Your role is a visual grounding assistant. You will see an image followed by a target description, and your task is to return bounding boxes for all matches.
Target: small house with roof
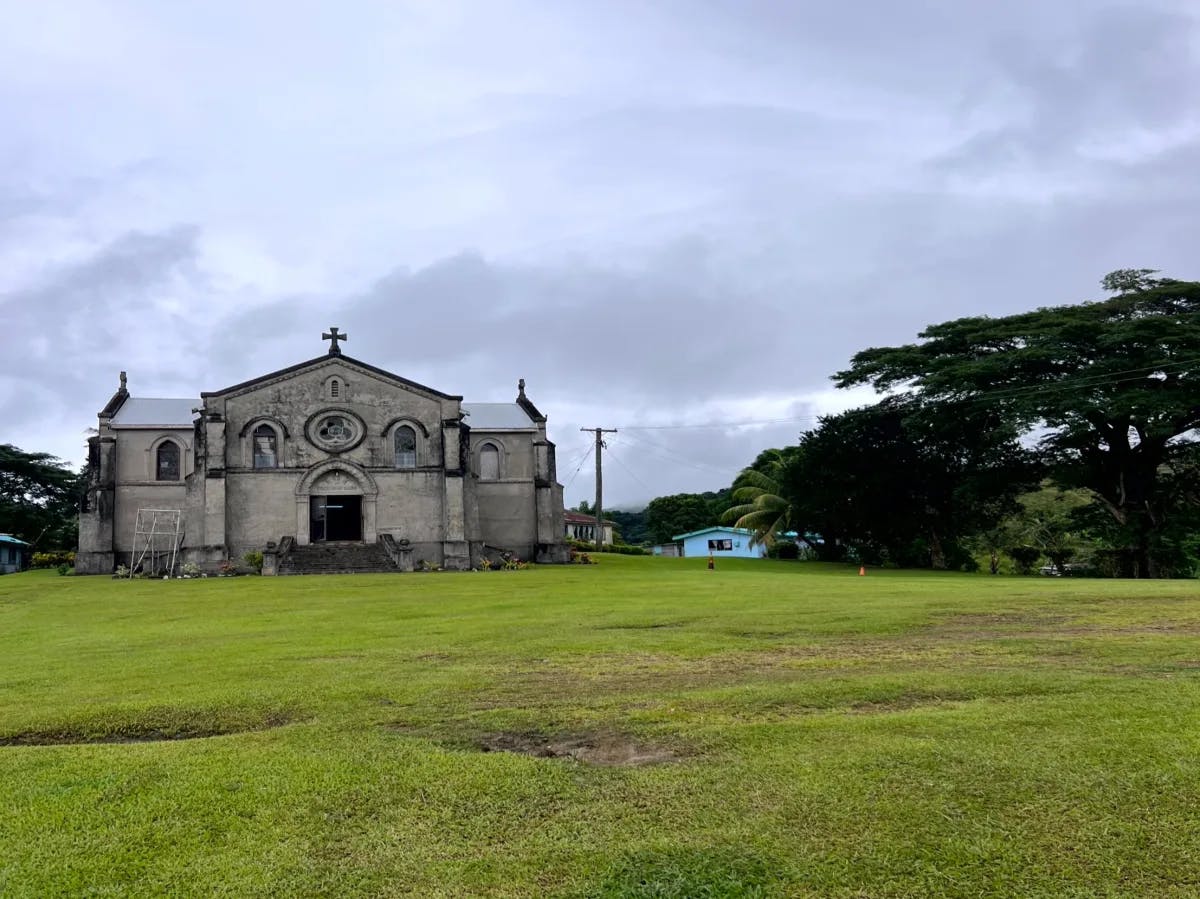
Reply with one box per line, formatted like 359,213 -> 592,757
670,526 -> 767,559
563,510 -> 614,545
0,534 -> 30,573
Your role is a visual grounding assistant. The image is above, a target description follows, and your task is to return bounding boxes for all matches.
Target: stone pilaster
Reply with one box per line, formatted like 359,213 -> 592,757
441,418 -> 470,569
534,438 -> 569,563
203,414 -> 227,549
76,436 -> 117,573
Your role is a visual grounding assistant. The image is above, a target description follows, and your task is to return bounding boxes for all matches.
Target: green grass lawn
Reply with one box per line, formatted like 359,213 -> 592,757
2,557 -> 1198,897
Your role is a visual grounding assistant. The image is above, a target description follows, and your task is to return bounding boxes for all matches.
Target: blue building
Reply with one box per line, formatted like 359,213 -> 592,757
0,534 -> 30,574
671,526 -> 766,559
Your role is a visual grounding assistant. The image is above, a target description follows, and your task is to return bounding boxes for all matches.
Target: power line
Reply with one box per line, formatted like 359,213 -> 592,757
603,442 -> 655,494
562,443 -> 594,491
603,356 -> 1200,433
618,416 -> 821,431
617,430 -> 735,476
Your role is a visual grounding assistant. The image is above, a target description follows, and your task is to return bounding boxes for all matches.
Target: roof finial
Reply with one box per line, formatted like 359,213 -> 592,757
517,378 -> 526,398
119,371 -> 127,390
322,327 -> 347,355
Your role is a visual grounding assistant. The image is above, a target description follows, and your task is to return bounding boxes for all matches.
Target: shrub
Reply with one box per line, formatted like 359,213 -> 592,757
766,542 -> 800,561
114,564 -> 130,578
56,563 -> 73,576
566,538 -> 646,555
31,551 -> 75,569
1006,545 -> 1042,575
181,561 -> 201,577
218,560 -> 238,576
242,551 -> 264,574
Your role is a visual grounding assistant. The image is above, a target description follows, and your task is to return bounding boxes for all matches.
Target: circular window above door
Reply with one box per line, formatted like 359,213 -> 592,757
305,409 -> 366,453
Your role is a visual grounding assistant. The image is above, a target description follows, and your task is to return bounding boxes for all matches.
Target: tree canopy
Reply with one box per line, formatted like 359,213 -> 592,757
645,491 -> 729,544
0,444 -> 80,549
835,272 -> 1200,576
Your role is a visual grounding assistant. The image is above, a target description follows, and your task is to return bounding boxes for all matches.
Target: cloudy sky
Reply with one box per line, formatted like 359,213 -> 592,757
3,1 -> 1198,508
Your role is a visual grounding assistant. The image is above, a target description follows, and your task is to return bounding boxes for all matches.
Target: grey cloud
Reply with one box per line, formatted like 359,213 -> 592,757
0,226 -> 207,443
939,6 -> 1200,172
3,0 -> 1200,500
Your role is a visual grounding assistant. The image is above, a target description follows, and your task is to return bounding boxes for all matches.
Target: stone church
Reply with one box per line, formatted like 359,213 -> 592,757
77,330 -> 569,574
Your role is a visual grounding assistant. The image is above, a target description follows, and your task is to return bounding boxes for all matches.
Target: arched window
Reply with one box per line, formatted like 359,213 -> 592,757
156,441 -> 180,481
330,378 -> 341,398
479,443 -> 500,481
253,424 -> 278,469
394,425 -> 417,469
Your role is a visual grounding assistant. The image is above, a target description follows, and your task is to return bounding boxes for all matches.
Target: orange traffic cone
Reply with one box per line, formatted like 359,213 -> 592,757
858,565 -> 866,576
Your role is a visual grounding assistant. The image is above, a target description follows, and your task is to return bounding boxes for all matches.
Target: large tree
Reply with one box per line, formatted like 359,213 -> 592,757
835,271 -> 1200,576
645,492 -> 721,544
792,399 -> 1035,568
0,444 -> 81,550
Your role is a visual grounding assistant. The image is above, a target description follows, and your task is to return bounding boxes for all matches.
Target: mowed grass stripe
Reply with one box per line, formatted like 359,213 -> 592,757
0,557 -> 1197,897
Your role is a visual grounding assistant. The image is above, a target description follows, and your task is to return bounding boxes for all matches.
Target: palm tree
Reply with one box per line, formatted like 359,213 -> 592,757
720,450 -> 796,547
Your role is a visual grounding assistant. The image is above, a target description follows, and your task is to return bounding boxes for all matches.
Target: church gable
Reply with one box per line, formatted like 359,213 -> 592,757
201,353 -> 461,403
195,332 -> 468,476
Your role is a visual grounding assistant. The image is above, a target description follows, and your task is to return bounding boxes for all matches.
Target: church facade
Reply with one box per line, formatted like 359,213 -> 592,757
77,331 -> 569,574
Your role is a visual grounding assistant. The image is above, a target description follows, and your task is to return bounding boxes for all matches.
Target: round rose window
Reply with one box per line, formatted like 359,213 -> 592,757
306,410 -> 365,453
318,416 -> 354,445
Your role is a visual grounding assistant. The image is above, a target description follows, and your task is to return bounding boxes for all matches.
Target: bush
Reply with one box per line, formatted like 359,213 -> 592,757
567,538 -> 646,555
1006,545 -> 1043,575
56,563 -> 73,576
242,551 -> 264,574
31,551 -> 75,569
766,542 -> 800,560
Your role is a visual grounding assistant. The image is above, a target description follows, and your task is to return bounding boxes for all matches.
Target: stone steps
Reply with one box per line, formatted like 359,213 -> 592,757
278,542 -> 398,575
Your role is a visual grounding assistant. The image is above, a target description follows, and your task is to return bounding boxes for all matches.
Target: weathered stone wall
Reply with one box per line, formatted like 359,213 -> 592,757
476,482 -> 538,556
107,428 -> 194,558
112,428 -> 194,484
224,471 -> 303,556
217,359 -> 455,474
469,432 -> 534,480
374,471 -> 445,543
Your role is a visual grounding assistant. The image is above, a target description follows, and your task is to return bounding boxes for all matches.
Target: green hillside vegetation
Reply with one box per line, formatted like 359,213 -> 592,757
2,557 -> 1198,896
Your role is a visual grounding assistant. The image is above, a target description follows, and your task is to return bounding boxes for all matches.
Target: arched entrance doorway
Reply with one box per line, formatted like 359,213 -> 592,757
309,495 -> 362,542
295,460 -> 378,545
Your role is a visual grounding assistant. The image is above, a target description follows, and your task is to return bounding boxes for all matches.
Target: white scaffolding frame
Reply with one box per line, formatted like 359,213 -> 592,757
131,509 -> 183,578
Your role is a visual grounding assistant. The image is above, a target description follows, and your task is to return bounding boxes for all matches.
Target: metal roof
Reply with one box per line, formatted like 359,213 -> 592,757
110,397 -> 198,428
0,534 -> 30,545
671,526 -> 757,541
564,511 -> 610,525
461,403 -> 535,430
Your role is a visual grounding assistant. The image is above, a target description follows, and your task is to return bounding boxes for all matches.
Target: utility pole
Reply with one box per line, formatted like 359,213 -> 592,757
581,427 -> 617,552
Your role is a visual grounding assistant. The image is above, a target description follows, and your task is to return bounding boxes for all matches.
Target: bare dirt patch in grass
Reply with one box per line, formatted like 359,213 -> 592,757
477,730 -> 680,766
391,723 -> 683,766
